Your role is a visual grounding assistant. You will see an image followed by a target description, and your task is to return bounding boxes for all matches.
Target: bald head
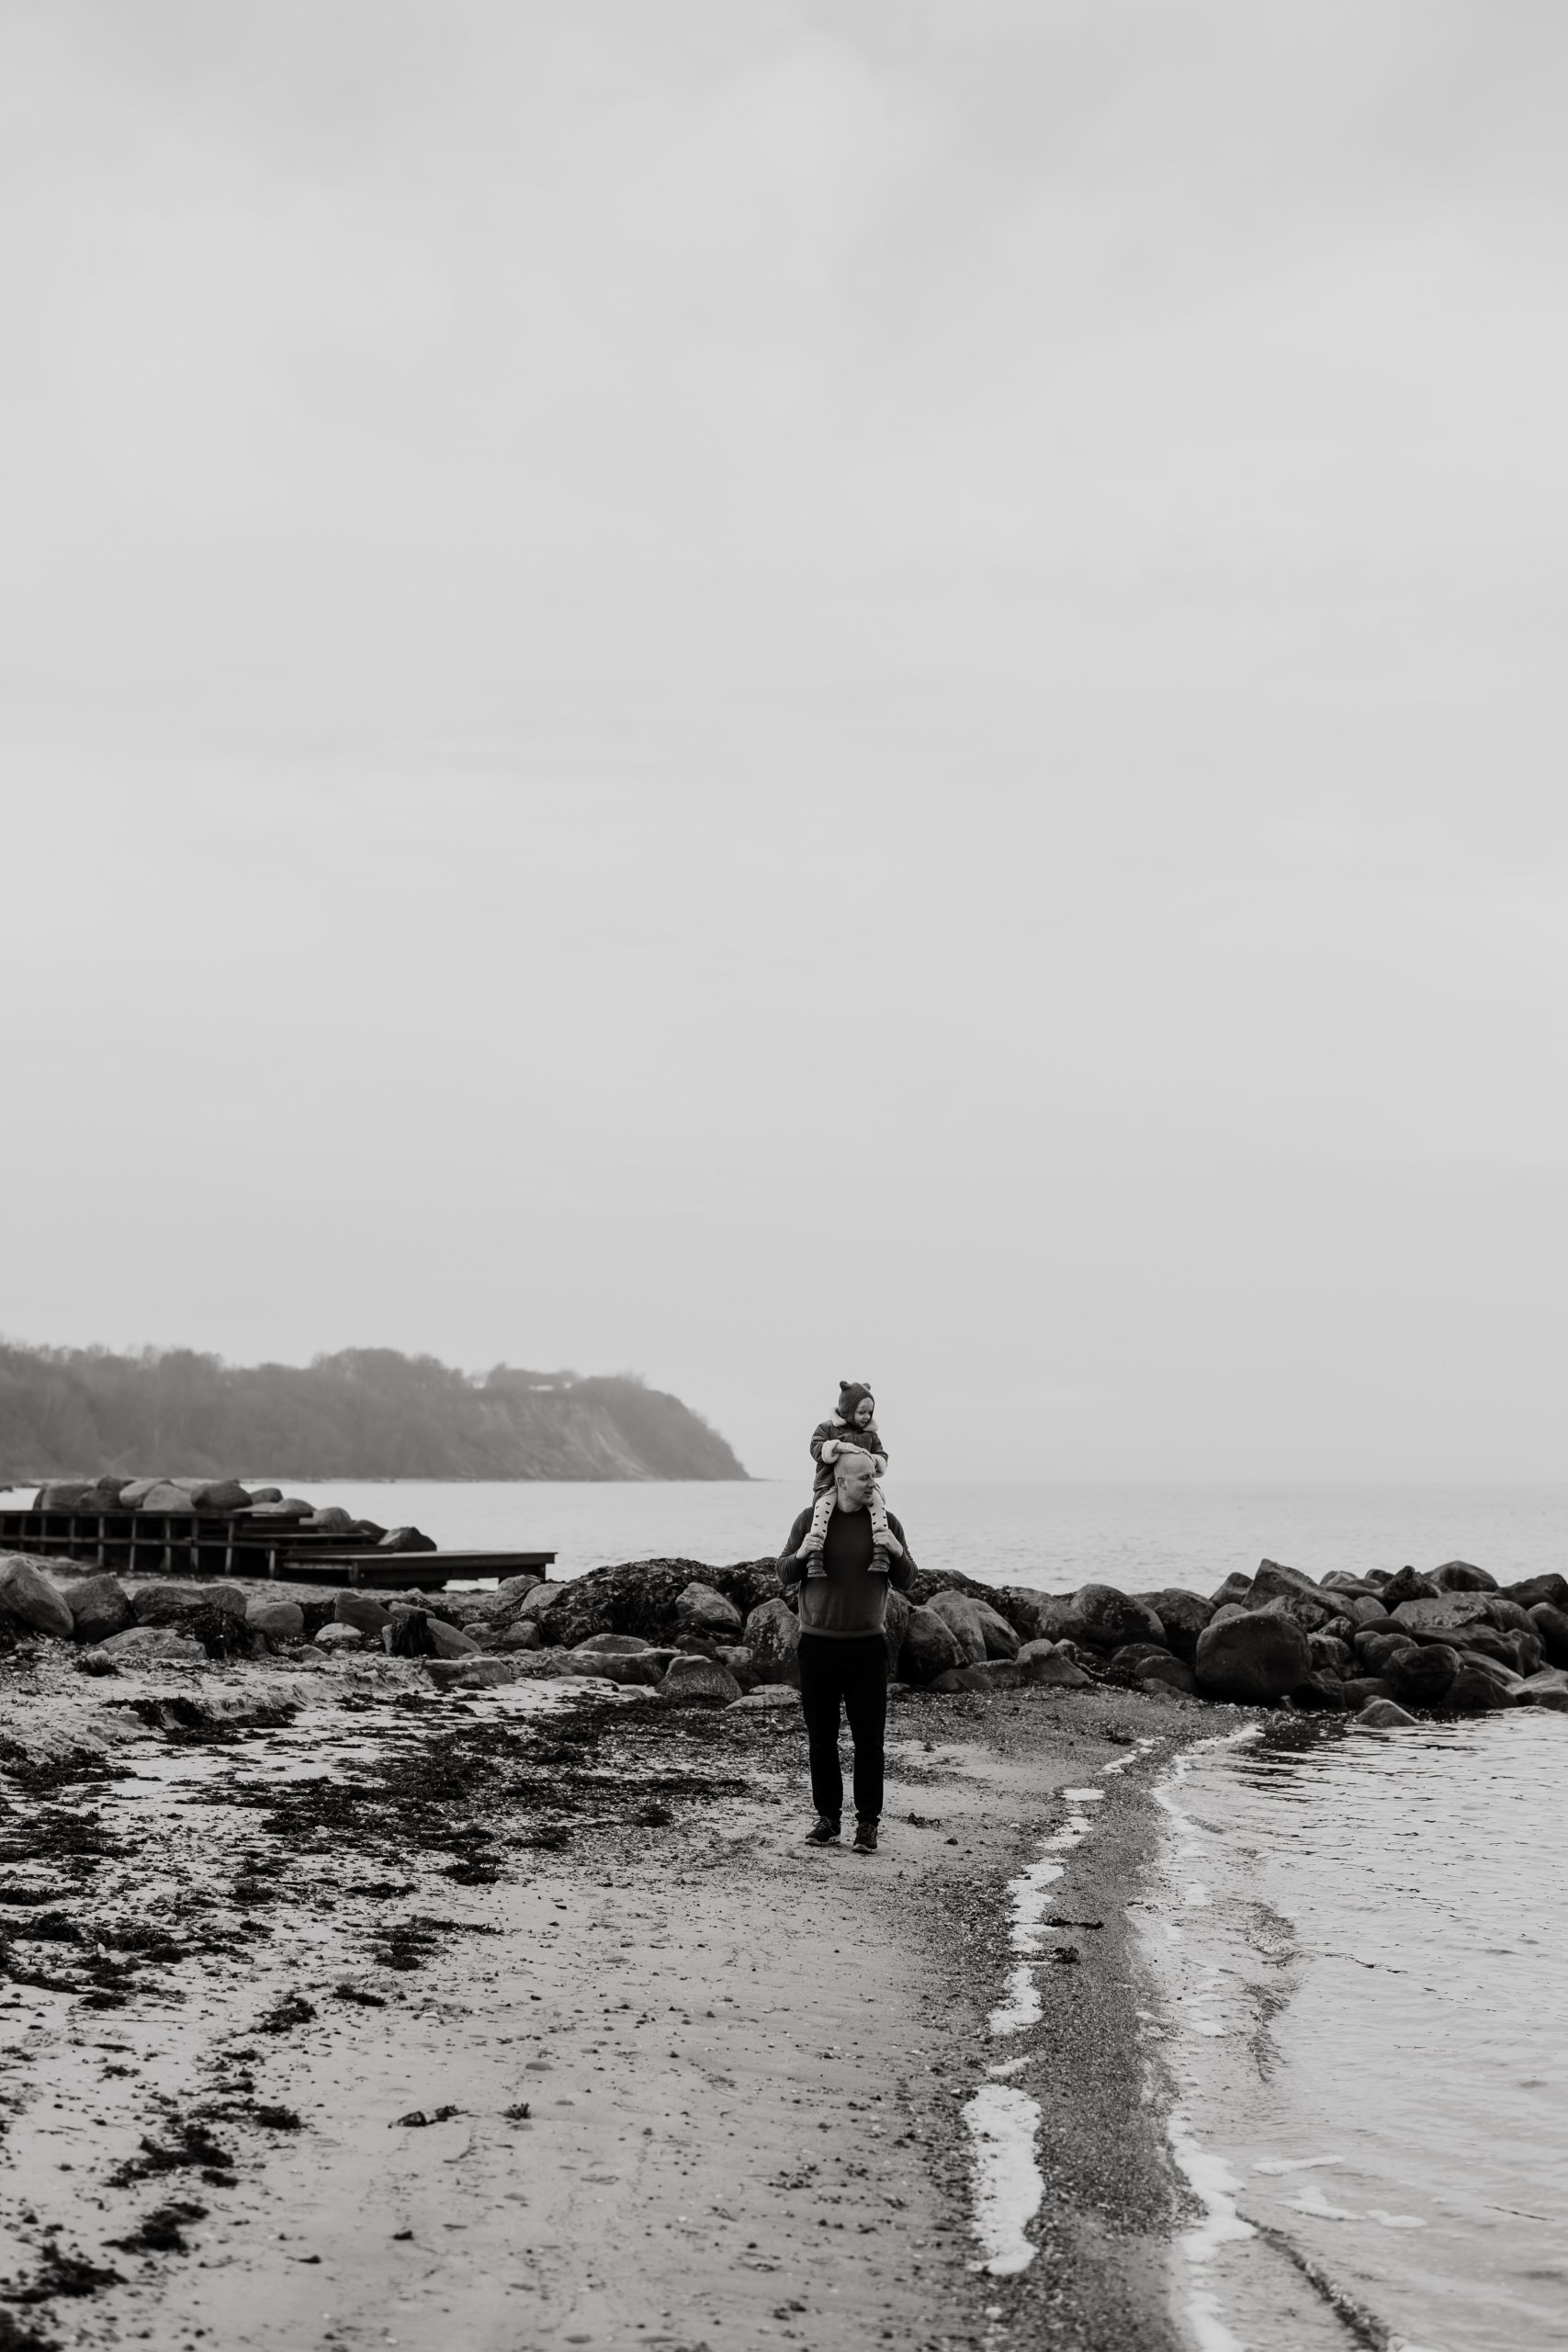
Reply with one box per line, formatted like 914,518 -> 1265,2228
833,1448 -> 876,1510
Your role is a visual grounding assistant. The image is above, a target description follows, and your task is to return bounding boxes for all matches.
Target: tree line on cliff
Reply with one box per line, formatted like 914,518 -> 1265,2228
0,1341 -> 748,1483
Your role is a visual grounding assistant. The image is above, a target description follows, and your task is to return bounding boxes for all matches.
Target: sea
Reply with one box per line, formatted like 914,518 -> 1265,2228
17,1473 -> 1562,2347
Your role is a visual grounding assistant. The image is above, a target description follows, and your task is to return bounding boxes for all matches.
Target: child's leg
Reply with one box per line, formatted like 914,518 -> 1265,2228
800,1488 -> 833,1576
869,1483 -> 890,1567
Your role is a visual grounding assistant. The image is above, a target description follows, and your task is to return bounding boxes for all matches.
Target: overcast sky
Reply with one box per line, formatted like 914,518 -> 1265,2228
5,1 -> 1567,1480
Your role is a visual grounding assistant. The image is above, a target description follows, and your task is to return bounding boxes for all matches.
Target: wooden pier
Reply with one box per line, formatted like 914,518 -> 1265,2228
0,1510 -> 555,1592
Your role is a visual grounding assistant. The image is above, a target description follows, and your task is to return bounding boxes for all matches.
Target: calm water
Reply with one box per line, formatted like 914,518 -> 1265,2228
1146,1718 -> 1568,2352
178,1476 -> 1568,1591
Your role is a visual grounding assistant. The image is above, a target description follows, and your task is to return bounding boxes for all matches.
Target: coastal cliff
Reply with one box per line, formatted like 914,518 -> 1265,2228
0,1342 -> 747,1482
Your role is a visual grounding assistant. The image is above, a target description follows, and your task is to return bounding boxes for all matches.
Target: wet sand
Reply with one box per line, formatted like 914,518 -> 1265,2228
0,1645 -> 1210,2350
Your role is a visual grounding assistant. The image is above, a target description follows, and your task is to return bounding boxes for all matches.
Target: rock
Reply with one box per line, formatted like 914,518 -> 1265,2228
1110,1642 -> 1170,1673
1067,1584 -> 1165,1650
1392,1593 -> 1495,1635
1453,1650 -> 1524,1694
427,1657 -> 534,1691
425,1618 -> 479,1660
1516,1668 -> 1568,1711
568,1646 -> 670,1687
997,1589 -> 1069,1644
1292,1671 -> 1348,1711
131,1581 -> 246,1626
1356,1631 -> 1417,1674
377,1526 -> 437,1552
250,1487 -> 283,1504
1429,1560 -> 1497,1592
742,1599 -> 802,1685
135,1481 -> 200,1513
924,1590 -> 987,1665
333,1592 -> 392,1636
1255,1588 -> 1342,1635
1505,1573 -> 1568,1614
0,1557 -> 75,1639
116,1478 -> 165,1508
1354,1698 -> 1418,1728
729,1684 -> 800,1711
479,1623 -> 543,1654
881,1587 -> 912,1672
188,1479 -> 253,1514
1017,1639 -> 1094,1689
64,1573 -> 133,1644
931,1660 -> 1024,1693
1132,1653 -> 1198,1696
301,1507 -> 355,1532
660,1655 -> 742,1703
1251,1560 -> 1321,1601
1209,1602 -> 1250,1630
673,1582 -> 745,1641
510,1582 -> 570,1627
493,1570 -> 547,1607
75,1650 -> 121,1678
352,1519 -> 388,1543
1341,1595 -> 1393,1629
1386,1642 -> 1457,1707
1341,1676 -> 1396,1710
897,1604 -> 967,1686
246,1499 -> 314,1520
245,1599 -> 305,1643
1528,1602 -> 1568,1667
99,1626 -> 203,1660
716,1644 -> 758,1690
1381,1566 -> 1439,1609
32,1480 -> 97,1512
1308,1633 -> 1354,1678
78,1476 -> 133,1512
1131,1589 -> 1214,1660
1320,1571 -> 1379,1596
1193,1611 -> 1312,1704
1209,1573 -> 1255,1610
1441,1662 -> 1507,1713
576,1632 -> 654,1654
315,1623 -> 364,1651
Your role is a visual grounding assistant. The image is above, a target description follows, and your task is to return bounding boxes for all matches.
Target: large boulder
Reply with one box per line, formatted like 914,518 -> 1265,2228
924,1590 -> 987,1665
1320,1571 -> 1381,1597
1392,1593 -> 1495,1636
1517,1668 -> 1568,1711
1440,1662 -> 1507,1714
1386,1642 -> 1457,1708
301,1506 -> 355,1532
1068,1584 -> 1165,1650
1307,1633 -> 1354,1679
118,1478 -> 166,1508
1529,1602 -> 1568,1667
1342,1676 -> 1397,1710
0,1558 -> 74,1639
1506,1573 -> 1568,1614
1254,1588 -> 1342,1636
65,1574 -> 134,1644
1381,1566 -> 1439,1609
135,1481 -> 198,1514
673,1582 -> 745,1642
660,1655 -> 742,1704
1209,1573 -> 1255,1611
1194,1611 -> 1311,1704
1250,1560 -> 1321,1602
1357,1632 -> 1419,1678
315,1623 -> 364,1652
189,1480 -> 253,1514
492,1569 -> 547,1608
565,1642 -> 670,1687
996,1589 -> 1070,1644
1131,1589 -> 1214,1661
32,1481 -> 96,1512
377,1525 -> 437,1553
1129,1651 -> 1198,1697
1340,1594 -> 1393,1629
1430,1560 -> 1497,1593
425,1617 -> 479,1661
743,1598 -> 802,1685
334,1592 -> 392,1636
246,1599 -> 305,1643
881,1586 -> 912,1672
246,1498 -> 314,1521
1017,1639 -> 1094,1689
897,1604 -> 966,1686
478,1622 -> 543,1654
78,1476 -> 133,1513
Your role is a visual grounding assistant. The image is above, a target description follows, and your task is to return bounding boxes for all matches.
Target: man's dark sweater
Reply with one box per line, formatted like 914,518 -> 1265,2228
779,1503 -> 917,1637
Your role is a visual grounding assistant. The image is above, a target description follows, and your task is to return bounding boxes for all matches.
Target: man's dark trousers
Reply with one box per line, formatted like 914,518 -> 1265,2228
797,1632 -> 887,1825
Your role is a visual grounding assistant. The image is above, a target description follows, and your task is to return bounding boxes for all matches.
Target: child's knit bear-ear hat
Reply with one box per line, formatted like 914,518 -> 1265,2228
837,1380 -> 874,1422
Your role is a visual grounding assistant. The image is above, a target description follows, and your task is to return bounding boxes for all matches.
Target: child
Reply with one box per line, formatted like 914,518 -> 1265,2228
798,1381 -> 897,1576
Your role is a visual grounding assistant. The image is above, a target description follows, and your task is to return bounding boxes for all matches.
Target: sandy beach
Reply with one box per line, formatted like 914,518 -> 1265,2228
0,1640 -> 1210,2352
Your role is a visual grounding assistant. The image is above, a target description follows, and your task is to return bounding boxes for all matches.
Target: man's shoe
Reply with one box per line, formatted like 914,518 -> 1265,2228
852,1818 -> 878,1854
804,1816 -> 840,1846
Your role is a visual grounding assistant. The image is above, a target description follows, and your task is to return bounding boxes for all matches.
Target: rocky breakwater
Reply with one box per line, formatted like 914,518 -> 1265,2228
28,1476 -> 436,1553
4,1544 -> 1565,1730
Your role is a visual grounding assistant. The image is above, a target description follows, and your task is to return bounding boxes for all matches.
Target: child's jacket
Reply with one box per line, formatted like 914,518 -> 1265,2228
808,1413 -> 889,1494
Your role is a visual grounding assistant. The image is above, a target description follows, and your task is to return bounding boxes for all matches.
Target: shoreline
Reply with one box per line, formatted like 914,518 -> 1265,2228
0,1645 -> 1216,2349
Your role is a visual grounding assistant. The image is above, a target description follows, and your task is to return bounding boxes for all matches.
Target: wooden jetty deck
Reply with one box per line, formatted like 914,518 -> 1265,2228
0,1510 -> 555,1592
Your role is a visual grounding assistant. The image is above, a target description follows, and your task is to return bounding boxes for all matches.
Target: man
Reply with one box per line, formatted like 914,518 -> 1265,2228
777,1447 -> 918,1854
